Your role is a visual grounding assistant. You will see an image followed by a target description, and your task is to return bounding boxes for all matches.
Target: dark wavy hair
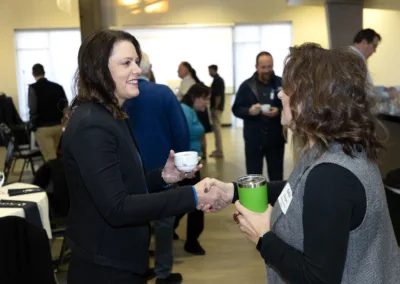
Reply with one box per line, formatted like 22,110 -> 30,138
67,29 -> 142,121
282,43 -> 384,161
181,62 -> 202,84
181,83 -> 210,108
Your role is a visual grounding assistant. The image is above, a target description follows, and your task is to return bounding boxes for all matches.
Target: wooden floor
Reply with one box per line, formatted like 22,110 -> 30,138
1,126 -> 295,284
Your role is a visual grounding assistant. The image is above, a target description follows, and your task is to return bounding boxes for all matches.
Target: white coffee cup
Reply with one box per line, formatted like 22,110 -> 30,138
174,151 -> 198,172
261,104 -> 271,113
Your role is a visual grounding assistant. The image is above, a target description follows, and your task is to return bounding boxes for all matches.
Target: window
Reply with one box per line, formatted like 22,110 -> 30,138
233,23 -> 293,92
232,23 -> 292,126
126,26 -> 234,93
15,29 -> 81,121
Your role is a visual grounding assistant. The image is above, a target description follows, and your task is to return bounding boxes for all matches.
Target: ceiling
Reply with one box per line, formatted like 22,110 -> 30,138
287,0 -> 400,10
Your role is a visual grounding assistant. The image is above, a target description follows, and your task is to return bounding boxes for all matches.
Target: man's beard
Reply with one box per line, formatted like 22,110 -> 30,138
259,72 -> 272,83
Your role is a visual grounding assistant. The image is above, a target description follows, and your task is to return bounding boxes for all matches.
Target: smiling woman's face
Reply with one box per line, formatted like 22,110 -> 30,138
108,40 -> 142,105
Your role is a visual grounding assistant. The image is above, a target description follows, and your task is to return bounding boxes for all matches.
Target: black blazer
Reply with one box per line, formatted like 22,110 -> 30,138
61,102 -> 196,274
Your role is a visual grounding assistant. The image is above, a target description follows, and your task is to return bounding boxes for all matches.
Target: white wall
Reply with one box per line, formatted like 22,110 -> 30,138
364,8 -> 400,86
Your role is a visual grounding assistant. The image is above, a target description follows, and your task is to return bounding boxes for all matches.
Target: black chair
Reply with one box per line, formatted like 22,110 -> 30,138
9,123 -> 31,150
3,136 -> 15,184
385,168 -> 400,246
0,123 -> 44,182
33,158 -> 70,270
0,216 -> 57,284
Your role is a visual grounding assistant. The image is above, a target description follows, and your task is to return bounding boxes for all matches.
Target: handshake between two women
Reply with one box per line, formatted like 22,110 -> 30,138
162,150 -> 235,212
163,150 -> 271,244
193,178 -> 234,213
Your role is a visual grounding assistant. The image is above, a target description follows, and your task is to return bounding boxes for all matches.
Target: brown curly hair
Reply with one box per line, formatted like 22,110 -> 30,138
282,43 -> 385,161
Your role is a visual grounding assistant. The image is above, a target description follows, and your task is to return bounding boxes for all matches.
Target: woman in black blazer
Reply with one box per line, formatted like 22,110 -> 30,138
62,30 -> 230,284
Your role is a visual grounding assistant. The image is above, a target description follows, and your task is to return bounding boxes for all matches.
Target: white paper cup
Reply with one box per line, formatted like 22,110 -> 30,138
261,104 -> 271,113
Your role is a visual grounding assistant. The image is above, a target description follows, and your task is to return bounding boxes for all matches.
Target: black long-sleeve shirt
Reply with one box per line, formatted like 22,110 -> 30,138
234,163 -> 367,284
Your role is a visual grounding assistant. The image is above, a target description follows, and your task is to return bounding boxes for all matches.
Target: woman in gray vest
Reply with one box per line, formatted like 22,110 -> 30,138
205,43 -> 400,283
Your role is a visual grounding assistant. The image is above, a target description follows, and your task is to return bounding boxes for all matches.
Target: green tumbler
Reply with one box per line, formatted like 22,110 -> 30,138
237,175 -> 268,212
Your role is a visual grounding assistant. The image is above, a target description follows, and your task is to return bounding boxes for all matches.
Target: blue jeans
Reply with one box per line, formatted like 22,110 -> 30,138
154,216 -> 175,279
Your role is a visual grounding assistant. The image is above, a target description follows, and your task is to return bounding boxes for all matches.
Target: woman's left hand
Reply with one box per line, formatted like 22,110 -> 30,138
234,201 -> 273,244
162,150 -> 202,184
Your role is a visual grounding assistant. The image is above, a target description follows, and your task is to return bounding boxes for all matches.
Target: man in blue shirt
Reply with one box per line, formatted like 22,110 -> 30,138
125,52 -> 190,284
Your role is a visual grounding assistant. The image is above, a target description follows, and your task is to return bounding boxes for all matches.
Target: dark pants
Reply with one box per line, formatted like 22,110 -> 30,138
154,216 -> 175,278
245,142 -> 285,181
174,171 -> 204,244
67,254 -> 146,284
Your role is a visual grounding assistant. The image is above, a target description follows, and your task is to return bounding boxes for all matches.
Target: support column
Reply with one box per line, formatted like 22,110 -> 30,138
325,0 -> 363,48
78,0 -> 117,41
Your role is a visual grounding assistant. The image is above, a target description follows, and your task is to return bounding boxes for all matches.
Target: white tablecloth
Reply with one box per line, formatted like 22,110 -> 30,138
0,183 -> 52,239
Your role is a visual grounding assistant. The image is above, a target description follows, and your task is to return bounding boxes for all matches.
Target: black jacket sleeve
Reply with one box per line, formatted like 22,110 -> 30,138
145,168 -> 168,193
258,163 -> 366,284
70,118 -> 197,228
232,83 -> 257,119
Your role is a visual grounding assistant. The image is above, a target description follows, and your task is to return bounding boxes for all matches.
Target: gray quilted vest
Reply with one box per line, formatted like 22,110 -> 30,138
268,143 -> 400,284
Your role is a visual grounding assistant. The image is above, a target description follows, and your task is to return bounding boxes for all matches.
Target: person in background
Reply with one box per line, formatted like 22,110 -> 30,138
177,61 -> 211,159
232,52 -> 285,180
208,64 -> 225,158
61,30 -> 229,284
351,28 -> 381,61
350,28 -> 381,101
124,52 -> 190,284
176,62 -> 196,101
148,69 -> 156,83
350,29 -> 398,103
28,63 -> 68,161
207,43 -> 400,284
174,83 -> 210,255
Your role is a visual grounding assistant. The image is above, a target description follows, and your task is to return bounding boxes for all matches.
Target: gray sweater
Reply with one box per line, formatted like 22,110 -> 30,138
268,143 -> 400,283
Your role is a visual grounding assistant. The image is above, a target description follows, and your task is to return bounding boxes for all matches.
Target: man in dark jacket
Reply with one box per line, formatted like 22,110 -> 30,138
232,51 -> 285,180
28,64 -> 67,161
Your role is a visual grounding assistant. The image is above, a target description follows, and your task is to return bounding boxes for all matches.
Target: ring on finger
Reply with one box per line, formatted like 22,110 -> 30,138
233,213 -> 241,224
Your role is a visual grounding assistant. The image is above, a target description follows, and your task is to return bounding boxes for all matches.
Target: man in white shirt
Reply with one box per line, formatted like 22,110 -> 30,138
350,28 -> 381,61
350,29 -> 398,103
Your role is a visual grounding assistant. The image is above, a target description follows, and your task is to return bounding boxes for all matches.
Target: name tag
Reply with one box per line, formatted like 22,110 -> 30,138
278,183 -> 293,214
270,90 -> 275,100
